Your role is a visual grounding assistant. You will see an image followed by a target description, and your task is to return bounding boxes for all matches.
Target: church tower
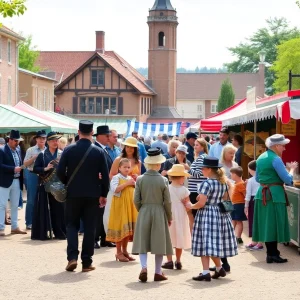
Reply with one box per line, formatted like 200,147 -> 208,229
147,0 -> 181,119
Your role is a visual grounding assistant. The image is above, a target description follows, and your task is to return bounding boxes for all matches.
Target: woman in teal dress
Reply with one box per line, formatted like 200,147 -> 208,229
253,134 -> 298,263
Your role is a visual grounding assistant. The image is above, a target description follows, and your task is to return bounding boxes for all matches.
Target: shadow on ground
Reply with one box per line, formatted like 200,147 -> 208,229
39,271 -> 91,284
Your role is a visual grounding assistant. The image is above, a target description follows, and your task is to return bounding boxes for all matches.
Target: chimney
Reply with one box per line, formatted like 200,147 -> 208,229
95,31 -> 105,54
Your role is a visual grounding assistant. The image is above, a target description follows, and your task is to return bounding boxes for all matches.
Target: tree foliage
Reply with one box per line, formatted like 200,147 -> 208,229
217,78 -> 235,112
225,18 -> 300,95
0,0 -> 26,19
271,38 -> 300,92
19,35 -> 40,72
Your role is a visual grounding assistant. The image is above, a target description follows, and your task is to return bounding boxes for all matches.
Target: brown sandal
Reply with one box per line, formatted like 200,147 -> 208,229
123,252 -> 136,261
115,253 -> 129,262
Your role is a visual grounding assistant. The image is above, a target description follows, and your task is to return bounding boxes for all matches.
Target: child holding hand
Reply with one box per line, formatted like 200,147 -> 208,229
161,164 -> 192,270
107,158 -> 138,262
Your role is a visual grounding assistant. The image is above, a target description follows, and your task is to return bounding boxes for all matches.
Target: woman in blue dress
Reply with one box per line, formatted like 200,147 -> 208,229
183,157 -> 237,282
31,132 -> 66,240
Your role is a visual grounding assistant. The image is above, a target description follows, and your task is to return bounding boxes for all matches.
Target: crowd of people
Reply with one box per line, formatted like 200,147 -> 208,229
0,123 -> 298,282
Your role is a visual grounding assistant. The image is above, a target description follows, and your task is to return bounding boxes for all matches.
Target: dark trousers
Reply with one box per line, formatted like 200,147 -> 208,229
265,241 -> 280,256
95,206 -> 106,244
66,197 -> 98,267
49,194 -> 66,239
190,192 -> 198,218
248,197 -> 255,237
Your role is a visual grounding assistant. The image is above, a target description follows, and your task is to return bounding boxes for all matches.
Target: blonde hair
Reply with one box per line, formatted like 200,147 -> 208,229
118,158 -> 130,168
220,144 -> 237,163
195,138 -> 208,157
144,163 -> 161,171
211,168 -> 226,184
59,137 -> 67,145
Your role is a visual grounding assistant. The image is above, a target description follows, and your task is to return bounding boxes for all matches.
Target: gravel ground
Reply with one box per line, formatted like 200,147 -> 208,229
1,203 -> 300,300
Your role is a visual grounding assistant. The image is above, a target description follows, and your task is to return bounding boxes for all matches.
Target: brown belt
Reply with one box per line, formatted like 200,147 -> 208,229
260,183 -> 289,206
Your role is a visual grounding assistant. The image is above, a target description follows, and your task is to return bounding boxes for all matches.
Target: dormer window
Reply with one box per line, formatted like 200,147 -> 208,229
158,32 -> 165,47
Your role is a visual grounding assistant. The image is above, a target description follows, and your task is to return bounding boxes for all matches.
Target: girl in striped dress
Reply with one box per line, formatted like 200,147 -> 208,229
183,157 -> 237,282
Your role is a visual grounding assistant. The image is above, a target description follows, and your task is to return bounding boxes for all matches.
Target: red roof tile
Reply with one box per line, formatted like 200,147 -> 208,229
38,51 -> 155,95
177,73 -> 260,100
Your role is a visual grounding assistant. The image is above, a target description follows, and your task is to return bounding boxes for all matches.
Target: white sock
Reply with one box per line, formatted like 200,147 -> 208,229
139,254 -> 147,269
155,255 -> 163,274
216,266 -> 222,272
202,270 -> 210,275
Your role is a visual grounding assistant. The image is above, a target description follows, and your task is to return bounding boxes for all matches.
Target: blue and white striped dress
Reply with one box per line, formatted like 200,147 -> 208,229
192,179 -> 238,258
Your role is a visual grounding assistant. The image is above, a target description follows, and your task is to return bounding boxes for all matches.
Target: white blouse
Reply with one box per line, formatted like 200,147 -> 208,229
110,173 -> 130,197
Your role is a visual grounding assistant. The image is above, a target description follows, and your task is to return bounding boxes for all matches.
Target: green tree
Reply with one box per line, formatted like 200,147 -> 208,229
0,0 -> 26,20
272,38 -> 300,92
217,78 -> 235,112
19,35 -> 40,72
225,18 -> 300,95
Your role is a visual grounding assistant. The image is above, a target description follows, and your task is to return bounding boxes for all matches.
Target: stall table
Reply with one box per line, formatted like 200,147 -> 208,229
285,186 -> 300,254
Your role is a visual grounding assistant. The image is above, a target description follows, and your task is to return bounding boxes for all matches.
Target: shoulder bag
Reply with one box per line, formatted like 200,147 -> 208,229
218,183 -> 234,213
49,145 -> 93,202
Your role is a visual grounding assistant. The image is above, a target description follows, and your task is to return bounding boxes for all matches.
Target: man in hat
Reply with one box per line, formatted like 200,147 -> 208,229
57,120 -> 110,272
93,125 -> 115,248
23,130 -> 47,229
0,130 -> 26,236
208,127 -> 231,159
185,132 -> 198,163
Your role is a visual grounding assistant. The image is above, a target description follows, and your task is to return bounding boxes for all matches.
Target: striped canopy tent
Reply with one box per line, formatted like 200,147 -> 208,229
0,104 -> 49,133
14,101 -> 77,133
126,120 -> 182,137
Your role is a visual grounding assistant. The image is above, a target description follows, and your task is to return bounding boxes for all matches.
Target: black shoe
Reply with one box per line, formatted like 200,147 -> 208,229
211,268 -> 226,279
266,255 -> 288,263
94,242 -> 100,249
162,261 -> 174,269
237,237 -> 243,244
175,261 -> 182,270
101,241 -> 116,247
192,273 -> 211,282
209,264 -> 230,272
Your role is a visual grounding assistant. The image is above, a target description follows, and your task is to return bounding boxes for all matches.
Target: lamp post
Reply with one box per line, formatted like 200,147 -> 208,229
288,70 -> 300,91
259,50 -> 266,64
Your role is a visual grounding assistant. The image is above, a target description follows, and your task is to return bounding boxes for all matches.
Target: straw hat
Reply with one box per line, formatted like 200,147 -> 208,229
122,137 -> 138,148
265,134 -> 290,148
167,164 -> 191,177
144,148 -> 166,164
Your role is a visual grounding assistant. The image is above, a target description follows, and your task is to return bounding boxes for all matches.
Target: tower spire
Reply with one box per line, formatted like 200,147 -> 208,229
150,0 -> 175,11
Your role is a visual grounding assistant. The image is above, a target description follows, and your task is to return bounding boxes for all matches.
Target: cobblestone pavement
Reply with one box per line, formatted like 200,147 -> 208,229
1,203 -> 300,300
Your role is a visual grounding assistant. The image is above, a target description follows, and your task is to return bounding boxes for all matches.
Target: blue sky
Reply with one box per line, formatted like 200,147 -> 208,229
5,0 -> 300,69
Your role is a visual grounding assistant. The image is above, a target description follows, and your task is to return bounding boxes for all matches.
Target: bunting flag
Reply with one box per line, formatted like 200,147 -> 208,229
126,120 -> 182,137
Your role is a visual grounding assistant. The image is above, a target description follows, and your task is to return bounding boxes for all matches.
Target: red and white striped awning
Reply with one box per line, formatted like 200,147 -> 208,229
276,99 -> 300,124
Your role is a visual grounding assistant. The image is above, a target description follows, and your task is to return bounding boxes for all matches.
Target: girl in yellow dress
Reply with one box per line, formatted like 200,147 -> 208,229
107,158 -> 138,262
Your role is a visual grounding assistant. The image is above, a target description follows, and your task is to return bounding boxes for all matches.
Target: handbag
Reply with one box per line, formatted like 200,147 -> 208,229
49,145 -> 93,202
218,184 -> 234,213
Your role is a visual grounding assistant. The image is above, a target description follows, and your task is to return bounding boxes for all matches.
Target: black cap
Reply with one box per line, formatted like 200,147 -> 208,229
47,132 -> 62,141
200,156 -> 223,168
79,120 -> 93,134
147,148 -> 162,156
35,130 -> 47,138
93,125 -> 110,136
7,130 -> 24,141
186,132 -> 198,140
220,127 -> 230,135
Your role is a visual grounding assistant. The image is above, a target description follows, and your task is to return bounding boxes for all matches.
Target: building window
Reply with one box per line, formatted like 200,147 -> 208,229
96,97 -> 102,114
158,32 -> 165,47
7,40 -> 11,63
88,97 -> 94,114
110,97 -> 117,114
91,69 -> 104,86
80,97 -> 86,113
0,75 -> 1,103
103,97 -> 109,113
197,105 -> 202,112
43,89 -> 47,110
211,104 -> 217,113
140,98 -> 143,115
7,78 -> 12,104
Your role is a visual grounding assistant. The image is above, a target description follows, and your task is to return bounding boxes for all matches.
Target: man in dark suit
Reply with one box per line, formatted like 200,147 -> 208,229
57,121 -> 110,272
93,125 -> 115,248
0,130 -> 26,236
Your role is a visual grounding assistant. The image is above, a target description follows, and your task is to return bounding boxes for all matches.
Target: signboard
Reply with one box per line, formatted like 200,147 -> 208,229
244,130 -> 269,158
281,119 -> 297,136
